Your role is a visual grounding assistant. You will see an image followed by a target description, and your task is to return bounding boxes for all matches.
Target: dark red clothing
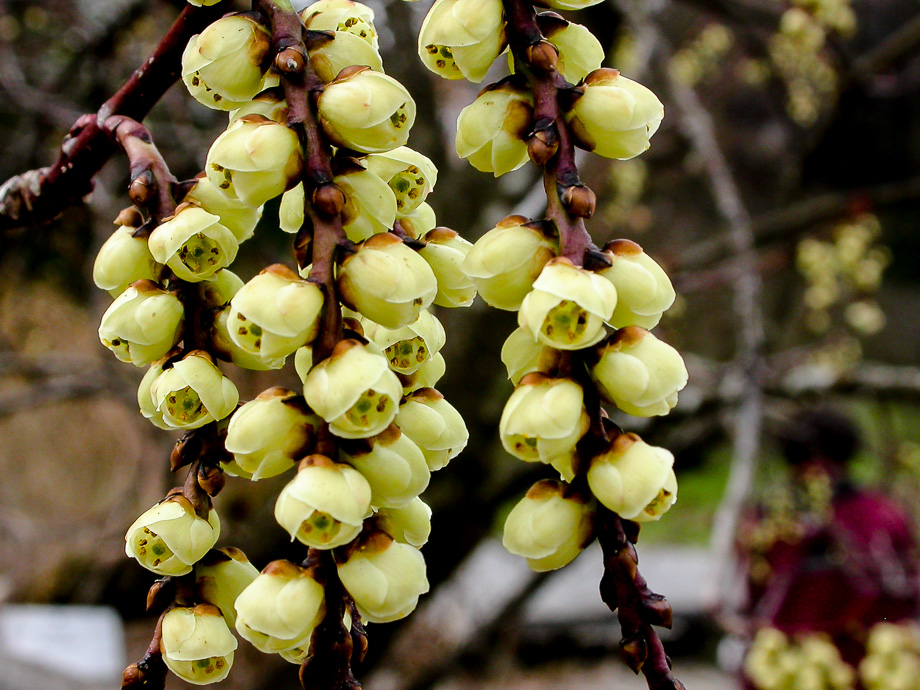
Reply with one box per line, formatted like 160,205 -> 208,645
741,483 -> 920,683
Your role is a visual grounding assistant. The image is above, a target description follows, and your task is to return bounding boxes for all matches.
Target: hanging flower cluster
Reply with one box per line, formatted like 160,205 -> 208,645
413,0 -> 687,683
744,628 -> 856,690
859,622 -> 920,690
97,1 -> 470,687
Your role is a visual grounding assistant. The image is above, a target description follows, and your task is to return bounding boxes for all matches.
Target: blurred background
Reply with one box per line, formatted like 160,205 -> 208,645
1,0 -> 920,688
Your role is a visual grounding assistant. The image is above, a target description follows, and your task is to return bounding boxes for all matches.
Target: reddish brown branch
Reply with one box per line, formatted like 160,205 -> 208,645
502,0 -> 593,264
597,507 -> 685,690
121,611 -> 169,690
500,3 -> 686,688
102,115 -> 178,223
300,549 -> 362,690
0,1 -> 232,234
260,0 -> 346,364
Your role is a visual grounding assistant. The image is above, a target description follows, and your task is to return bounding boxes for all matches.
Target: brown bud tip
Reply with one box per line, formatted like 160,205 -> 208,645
122,664 -> 141,689
115,206 -> 144,228
583,248 -> 612,272
275,46 -> 306,74
129,171 -> 156,207
312,183 -> 346,218
560,184 -> 596,219
343,316 -> 364,335
642,595 -> 674,629
197,465 -> 225,497
620,635 -> 648,674
528,135 -> 558,167
122,654 -> 167,690
351,625 -> 369,663
146,578 -> 175,613
170,435 -> 195,472
526,40 -> 559,73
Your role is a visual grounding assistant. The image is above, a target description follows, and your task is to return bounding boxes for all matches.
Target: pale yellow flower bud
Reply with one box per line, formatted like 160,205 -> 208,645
279,643 -> 311,666
224,388 -> 320,480
138,361 -> 170,429
228,88 -> 287,125
363,309 -> 446,374
499,374 -> 589,464
93,225 -> 160,297
377,497 -> 432,547
518,257 -> 616,350
397,201 -> 437,239
148,205 -> 239,282
780,8 -> 825,52
200,269 -> 244,309
541,0 -> 604,12
125,493 -> 220,576
211,308 -> 275,372
587,432 -> 677,522
274,455 -> 372,548
400,351 -> 446,395
149,351 -> 240,429
234,560 -> 326,653
227,264 -> 324,368
502,479 -> 594,571
599,240 -> 675,329
396,388 -> 468,471
365,146 -> 438,214
341,425 -> 430,507
310,30 -> 383,83
187,0 -> 223,6
279,182 -> 305,235
303,340 -> 402,438
592,327 -> 687,417
335,166 -> 398,242
301,0 -> 379,50
539,16 -> 603,85
338,233 -> 438,329
455,82 -> 532,176
337,530 -> 429,623
182,15 -> 271,110
184,176 -> 263,243
196,548 -> 259,627
161,604 -> 236,685
418,0 -> 506,83
501,326 -> 560,385
567,69 -> 664,160
551,453 -> 576,482
318,68 -> 415,153
866,622 -> 915,656
294,344 -> 314,384
99,281 -> 183,366
418,228 -> 477,308
206,117 -> 303,207
462,216 -> 557,310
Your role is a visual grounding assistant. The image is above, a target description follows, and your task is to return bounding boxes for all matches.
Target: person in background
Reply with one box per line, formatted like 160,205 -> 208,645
736,408 -> 920,690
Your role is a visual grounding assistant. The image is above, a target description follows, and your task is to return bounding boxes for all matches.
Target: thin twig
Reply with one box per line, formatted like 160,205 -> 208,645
848,12 -> 920,85
674,176 -> 920,274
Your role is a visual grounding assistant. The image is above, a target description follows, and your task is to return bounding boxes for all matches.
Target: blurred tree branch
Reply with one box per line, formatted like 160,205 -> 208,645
673,175 -> 920,277
616,0 -> 768,617
0,349 -> 132,417
0,1 -> 230,234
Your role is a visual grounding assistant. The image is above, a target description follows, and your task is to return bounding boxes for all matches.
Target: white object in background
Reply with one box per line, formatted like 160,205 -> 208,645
0,604 -> 125,684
